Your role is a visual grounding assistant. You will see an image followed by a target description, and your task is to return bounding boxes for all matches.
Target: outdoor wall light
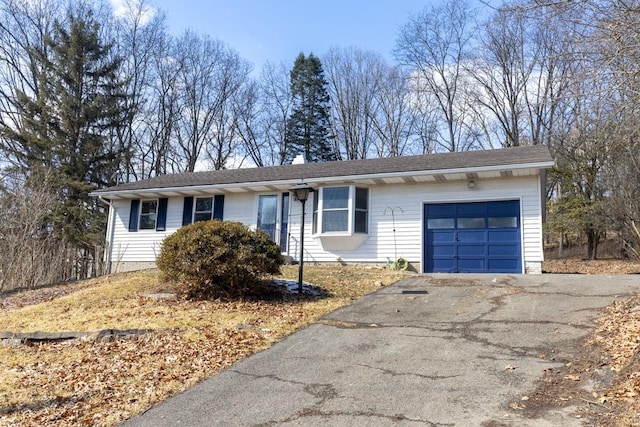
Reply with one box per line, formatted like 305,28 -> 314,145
467,180 -> 477,189
289,182 -> 314,294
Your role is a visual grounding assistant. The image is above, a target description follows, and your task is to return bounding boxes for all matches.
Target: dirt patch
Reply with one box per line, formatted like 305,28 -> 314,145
518,340 -> 614,421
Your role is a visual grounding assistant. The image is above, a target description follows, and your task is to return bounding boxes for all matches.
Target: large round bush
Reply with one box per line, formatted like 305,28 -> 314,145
157,220 -> 284,299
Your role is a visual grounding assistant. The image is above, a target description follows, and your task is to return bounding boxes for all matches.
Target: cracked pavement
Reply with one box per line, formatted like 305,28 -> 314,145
122,274 -> 640,426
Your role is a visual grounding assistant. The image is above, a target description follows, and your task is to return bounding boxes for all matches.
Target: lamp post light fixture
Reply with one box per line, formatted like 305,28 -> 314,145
289,182 -> 313,294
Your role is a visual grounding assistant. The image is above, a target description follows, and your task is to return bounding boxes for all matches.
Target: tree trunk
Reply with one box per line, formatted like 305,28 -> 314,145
586,227 -> 600,260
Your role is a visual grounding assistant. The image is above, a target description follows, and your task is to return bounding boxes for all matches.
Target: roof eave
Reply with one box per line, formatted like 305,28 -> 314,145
89,159 -> 554,199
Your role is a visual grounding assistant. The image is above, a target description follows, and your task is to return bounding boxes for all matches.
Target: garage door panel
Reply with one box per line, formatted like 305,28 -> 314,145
428,204 -> 457,217
487,201 -> 519,216
488,259 -> 520,270
424,201 -> 522,274
429,259 -> 455,272
457,230 -> 486,242
427,230 -> 455,243
458,259 -> 486,271
432,244 -> 455,256
457,244 -> 487,256
488,244 -> 520,256
457,203 -> 486,216
487,230 -> 519,242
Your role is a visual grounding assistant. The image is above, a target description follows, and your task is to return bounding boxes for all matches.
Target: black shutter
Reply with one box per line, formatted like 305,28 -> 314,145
128,199 -> 140,232
213,194 -> 225,220
156,198 -> 168,231
182,196 -> 194,226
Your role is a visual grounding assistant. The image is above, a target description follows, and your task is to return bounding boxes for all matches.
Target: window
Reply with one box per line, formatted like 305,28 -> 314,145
313,186 -> 369,235
128,198 -> 167,232
280,193 -> 289,252
488,217 -> 518,228
139,200 -> 158,230
257,194 -> 278,239
458,218 -> 485,229
322,187 -> 349,232
355,188 -> 369,233
182,195 -> 225,226
194,197 -> 213,222
427,218 -> 455,229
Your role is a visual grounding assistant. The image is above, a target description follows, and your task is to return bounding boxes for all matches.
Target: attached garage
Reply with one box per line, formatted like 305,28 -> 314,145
424,200 -> 522,273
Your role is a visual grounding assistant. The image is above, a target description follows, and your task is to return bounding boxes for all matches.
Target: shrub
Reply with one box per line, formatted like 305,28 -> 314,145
157,220 -> 284,299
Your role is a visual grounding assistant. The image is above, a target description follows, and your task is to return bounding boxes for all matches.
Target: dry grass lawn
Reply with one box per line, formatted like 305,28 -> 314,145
0,266 -> 409,426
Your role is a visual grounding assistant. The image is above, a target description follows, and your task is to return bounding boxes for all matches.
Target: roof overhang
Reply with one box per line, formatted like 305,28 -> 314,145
90,160 -> 554,200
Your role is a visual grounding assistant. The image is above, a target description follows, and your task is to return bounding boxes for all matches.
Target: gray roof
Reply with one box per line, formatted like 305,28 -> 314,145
93,145 -> 553,194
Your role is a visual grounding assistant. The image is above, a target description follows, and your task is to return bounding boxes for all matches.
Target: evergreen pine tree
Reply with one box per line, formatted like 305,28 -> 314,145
285,53 -> 336,163
1,10 -> 130,253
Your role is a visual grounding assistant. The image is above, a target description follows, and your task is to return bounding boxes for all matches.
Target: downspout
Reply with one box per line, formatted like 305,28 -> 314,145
98,195 -> 116,274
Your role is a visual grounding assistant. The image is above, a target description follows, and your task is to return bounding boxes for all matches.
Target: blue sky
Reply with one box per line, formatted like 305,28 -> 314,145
148,0 -> 493,69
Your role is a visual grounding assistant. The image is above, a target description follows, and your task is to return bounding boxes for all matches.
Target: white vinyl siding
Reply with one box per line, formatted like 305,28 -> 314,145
110,198 -> 182,263
109,193 -> 245,264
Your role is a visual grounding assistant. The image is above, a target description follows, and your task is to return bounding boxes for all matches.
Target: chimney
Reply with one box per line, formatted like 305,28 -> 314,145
292,154 -> 305,165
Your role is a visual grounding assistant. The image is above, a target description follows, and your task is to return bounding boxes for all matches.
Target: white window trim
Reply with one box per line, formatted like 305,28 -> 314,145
193,196 -> 214,222
139,199 -> 159,231
313,185 -> 369,237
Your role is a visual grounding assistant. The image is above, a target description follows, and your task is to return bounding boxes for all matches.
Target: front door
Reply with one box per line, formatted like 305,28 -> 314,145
257,195 -> 278,242
257,193 -> 289,252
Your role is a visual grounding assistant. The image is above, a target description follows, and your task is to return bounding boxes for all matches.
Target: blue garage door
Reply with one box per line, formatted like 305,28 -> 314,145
424,201 -> 521,273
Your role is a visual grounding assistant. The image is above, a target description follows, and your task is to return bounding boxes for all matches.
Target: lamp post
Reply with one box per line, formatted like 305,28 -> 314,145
289,182 -> 313,294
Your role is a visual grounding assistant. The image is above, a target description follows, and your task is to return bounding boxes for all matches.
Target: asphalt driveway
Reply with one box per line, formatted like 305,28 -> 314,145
123,274 -> 640,426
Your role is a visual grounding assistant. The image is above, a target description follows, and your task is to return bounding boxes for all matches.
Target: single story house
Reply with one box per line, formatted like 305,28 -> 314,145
90,145 -> 554,275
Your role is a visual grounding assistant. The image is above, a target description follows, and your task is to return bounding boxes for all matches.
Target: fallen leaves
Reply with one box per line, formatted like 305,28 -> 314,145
0,266 -> 410,426
543,259 -> 640,275
2,328 -> 271,426
586,293 -> 640,425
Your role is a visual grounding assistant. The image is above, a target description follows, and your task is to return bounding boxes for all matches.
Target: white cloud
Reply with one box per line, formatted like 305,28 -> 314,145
109,0 -> 156,25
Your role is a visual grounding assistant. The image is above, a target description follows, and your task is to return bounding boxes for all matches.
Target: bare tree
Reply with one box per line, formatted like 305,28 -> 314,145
233,78 -> 265,166
258,61 -> 293,165
466,9 -> 530,147
0,170 -> 73,291
204,48 -> 252,170
130,28 -> 181,176
171,31 -> 250,171
409,87 -> 441,154
372,65 -> 417,157
395,0 -> 477,152
466,4 -> 573,148
111,0 -> 167,181
323,47 -> 386,159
